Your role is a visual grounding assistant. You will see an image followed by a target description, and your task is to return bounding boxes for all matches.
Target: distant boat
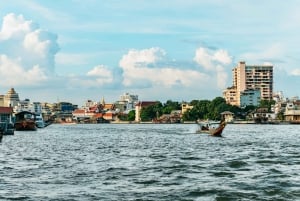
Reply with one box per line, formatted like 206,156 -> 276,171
35,114 -> 45,128
14,111 -> 37,131
196,119 -> 226,137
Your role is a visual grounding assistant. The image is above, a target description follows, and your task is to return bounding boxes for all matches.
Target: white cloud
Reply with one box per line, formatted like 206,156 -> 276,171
23,30 -> 57,57
86,65 -> 113,85
193,48 -> 214,70
213,49 -> 232,65
0,55 -> 47,86
119,47 -> 166,70
0,13 -> 37,40
215,65 -> 228,89
87,65 -> 111,77
240,43 -> 284,63
193,47 -> 232,89
291,69 -> 300,76
62,65 -> 116,89
194,47 -> 232,71
119,47 -> 210,88
263,62 -> 273,66
0,13 -> 59,86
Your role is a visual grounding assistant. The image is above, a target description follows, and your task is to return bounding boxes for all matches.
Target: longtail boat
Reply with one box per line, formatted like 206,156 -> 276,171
196,119 -> 226,137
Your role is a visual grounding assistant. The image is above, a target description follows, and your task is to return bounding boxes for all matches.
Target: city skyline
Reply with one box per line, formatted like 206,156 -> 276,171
1,1 -> 300,105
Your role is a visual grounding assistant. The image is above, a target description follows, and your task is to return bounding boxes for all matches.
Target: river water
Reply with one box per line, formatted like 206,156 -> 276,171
0,123 -> 299,201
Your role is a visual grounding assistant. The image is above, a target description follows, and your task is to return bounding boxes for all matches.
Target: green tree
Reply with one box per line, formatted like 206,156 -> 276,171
195,100 -> 210,119
259,100 -> 275,112
162,100 -> 181,114
207,97 -> 227,120
127,110 -> 135,121
182,108 -> 198,122
140,106 -> 153,121
140,101 -> 162,121
276,111 -> 284,121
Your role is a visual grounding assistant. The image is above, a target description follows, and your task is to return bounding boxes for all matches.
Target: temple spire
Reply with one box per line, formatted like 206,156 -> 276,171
101,97 -> 105,106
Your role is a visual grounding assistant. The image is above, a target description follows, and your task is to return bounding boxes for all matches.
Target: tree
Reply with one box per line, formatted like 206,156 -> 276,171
117,110 -> 136,121
140,101 -> 162,121
127,110 -> 135,121
207,97 -> 227,120
276,111 -> 284,121
140,106 -> 153,121
259,100 -> 275,112
195,100 -> 210,119
162,100 -> 181,114
182,108 -> 198,122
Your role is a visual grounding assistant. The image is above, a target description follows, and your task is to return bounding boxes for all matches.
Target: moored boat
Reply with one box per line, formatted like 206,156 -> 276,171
0,122 -> 15,135
35,114 -> 45,128
0,129 -> 3,142
14,111 -> 37,131
196,119 -> 226,137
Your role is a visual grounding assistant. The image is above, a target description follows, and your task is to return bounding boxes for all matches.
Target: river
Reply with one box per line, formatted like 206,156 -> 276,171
0,123 -> 299,201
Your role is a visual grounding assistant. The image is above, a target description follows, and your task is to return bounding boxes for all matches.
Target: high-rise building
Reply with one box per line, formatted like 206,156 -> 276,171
223,61 -> 273,106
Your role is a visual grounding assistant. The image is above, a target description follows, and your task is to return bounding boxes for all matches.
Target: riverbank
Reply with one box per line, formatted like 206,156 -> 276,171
52,120 -> 297,125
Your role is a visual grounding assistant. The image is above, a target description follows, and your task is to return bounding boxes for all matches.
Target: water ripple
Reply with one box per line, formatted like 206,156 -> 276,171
0,124 -> 299,200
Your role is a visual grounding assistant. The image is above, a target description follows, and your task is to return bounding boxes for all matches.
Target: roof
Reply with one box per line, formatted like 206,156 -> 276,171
15,111 -> 36,117
103,103 -> 115,110
94,112 -> 113,119
72,109 -> 85,114
0,107 -> 13,114
89,106 -> 98,112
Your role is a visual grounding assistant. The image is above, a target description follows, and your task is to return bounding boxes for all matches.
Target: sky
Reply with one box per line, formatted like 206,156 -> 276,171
1,0 -> 300,106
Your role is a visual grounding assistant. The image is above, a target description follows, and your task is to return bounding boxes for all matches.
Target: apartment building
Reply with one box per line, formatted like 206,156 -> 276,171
223,61 -> 273,107
223,86 -> 238,106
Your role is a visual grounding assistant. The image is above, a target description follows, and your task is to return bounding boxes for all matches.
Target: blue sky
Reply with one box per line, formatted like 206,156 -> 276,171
1,0 -> 300,106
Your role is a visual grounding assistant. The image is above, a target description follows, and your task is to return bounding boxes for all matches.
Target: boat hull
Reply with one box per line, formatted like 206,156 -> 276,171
196,120 -> 226,137
15,120 -> 37,131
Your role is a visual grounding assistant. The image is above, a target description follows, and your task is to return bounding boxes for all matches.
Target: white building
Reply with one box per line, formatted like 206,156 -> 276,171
14,99 -> 43,115
115,93 -> 139,113
284,101 -> 300,122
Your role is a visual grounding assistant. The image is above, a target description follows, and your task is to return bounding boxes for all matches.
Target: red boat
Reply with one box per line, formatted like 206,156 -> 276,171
14,111 -> 37,131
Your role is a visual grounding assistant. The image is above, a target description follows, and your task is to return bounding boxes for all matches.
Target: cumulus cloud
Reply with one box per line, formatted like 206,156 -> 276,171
0,13 -> 37,40
215,65 -> 228,89
240,43 -> 284,63
194,47 -> 232,71
86,65 -> 113,85
291,69 -> 300,76
0,13 -> 59,86
263,62 -> 273,66
193,47 -> 232,89
119,47 -> 209,88
0,55 -> 47,86
119,47 -> 166,70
